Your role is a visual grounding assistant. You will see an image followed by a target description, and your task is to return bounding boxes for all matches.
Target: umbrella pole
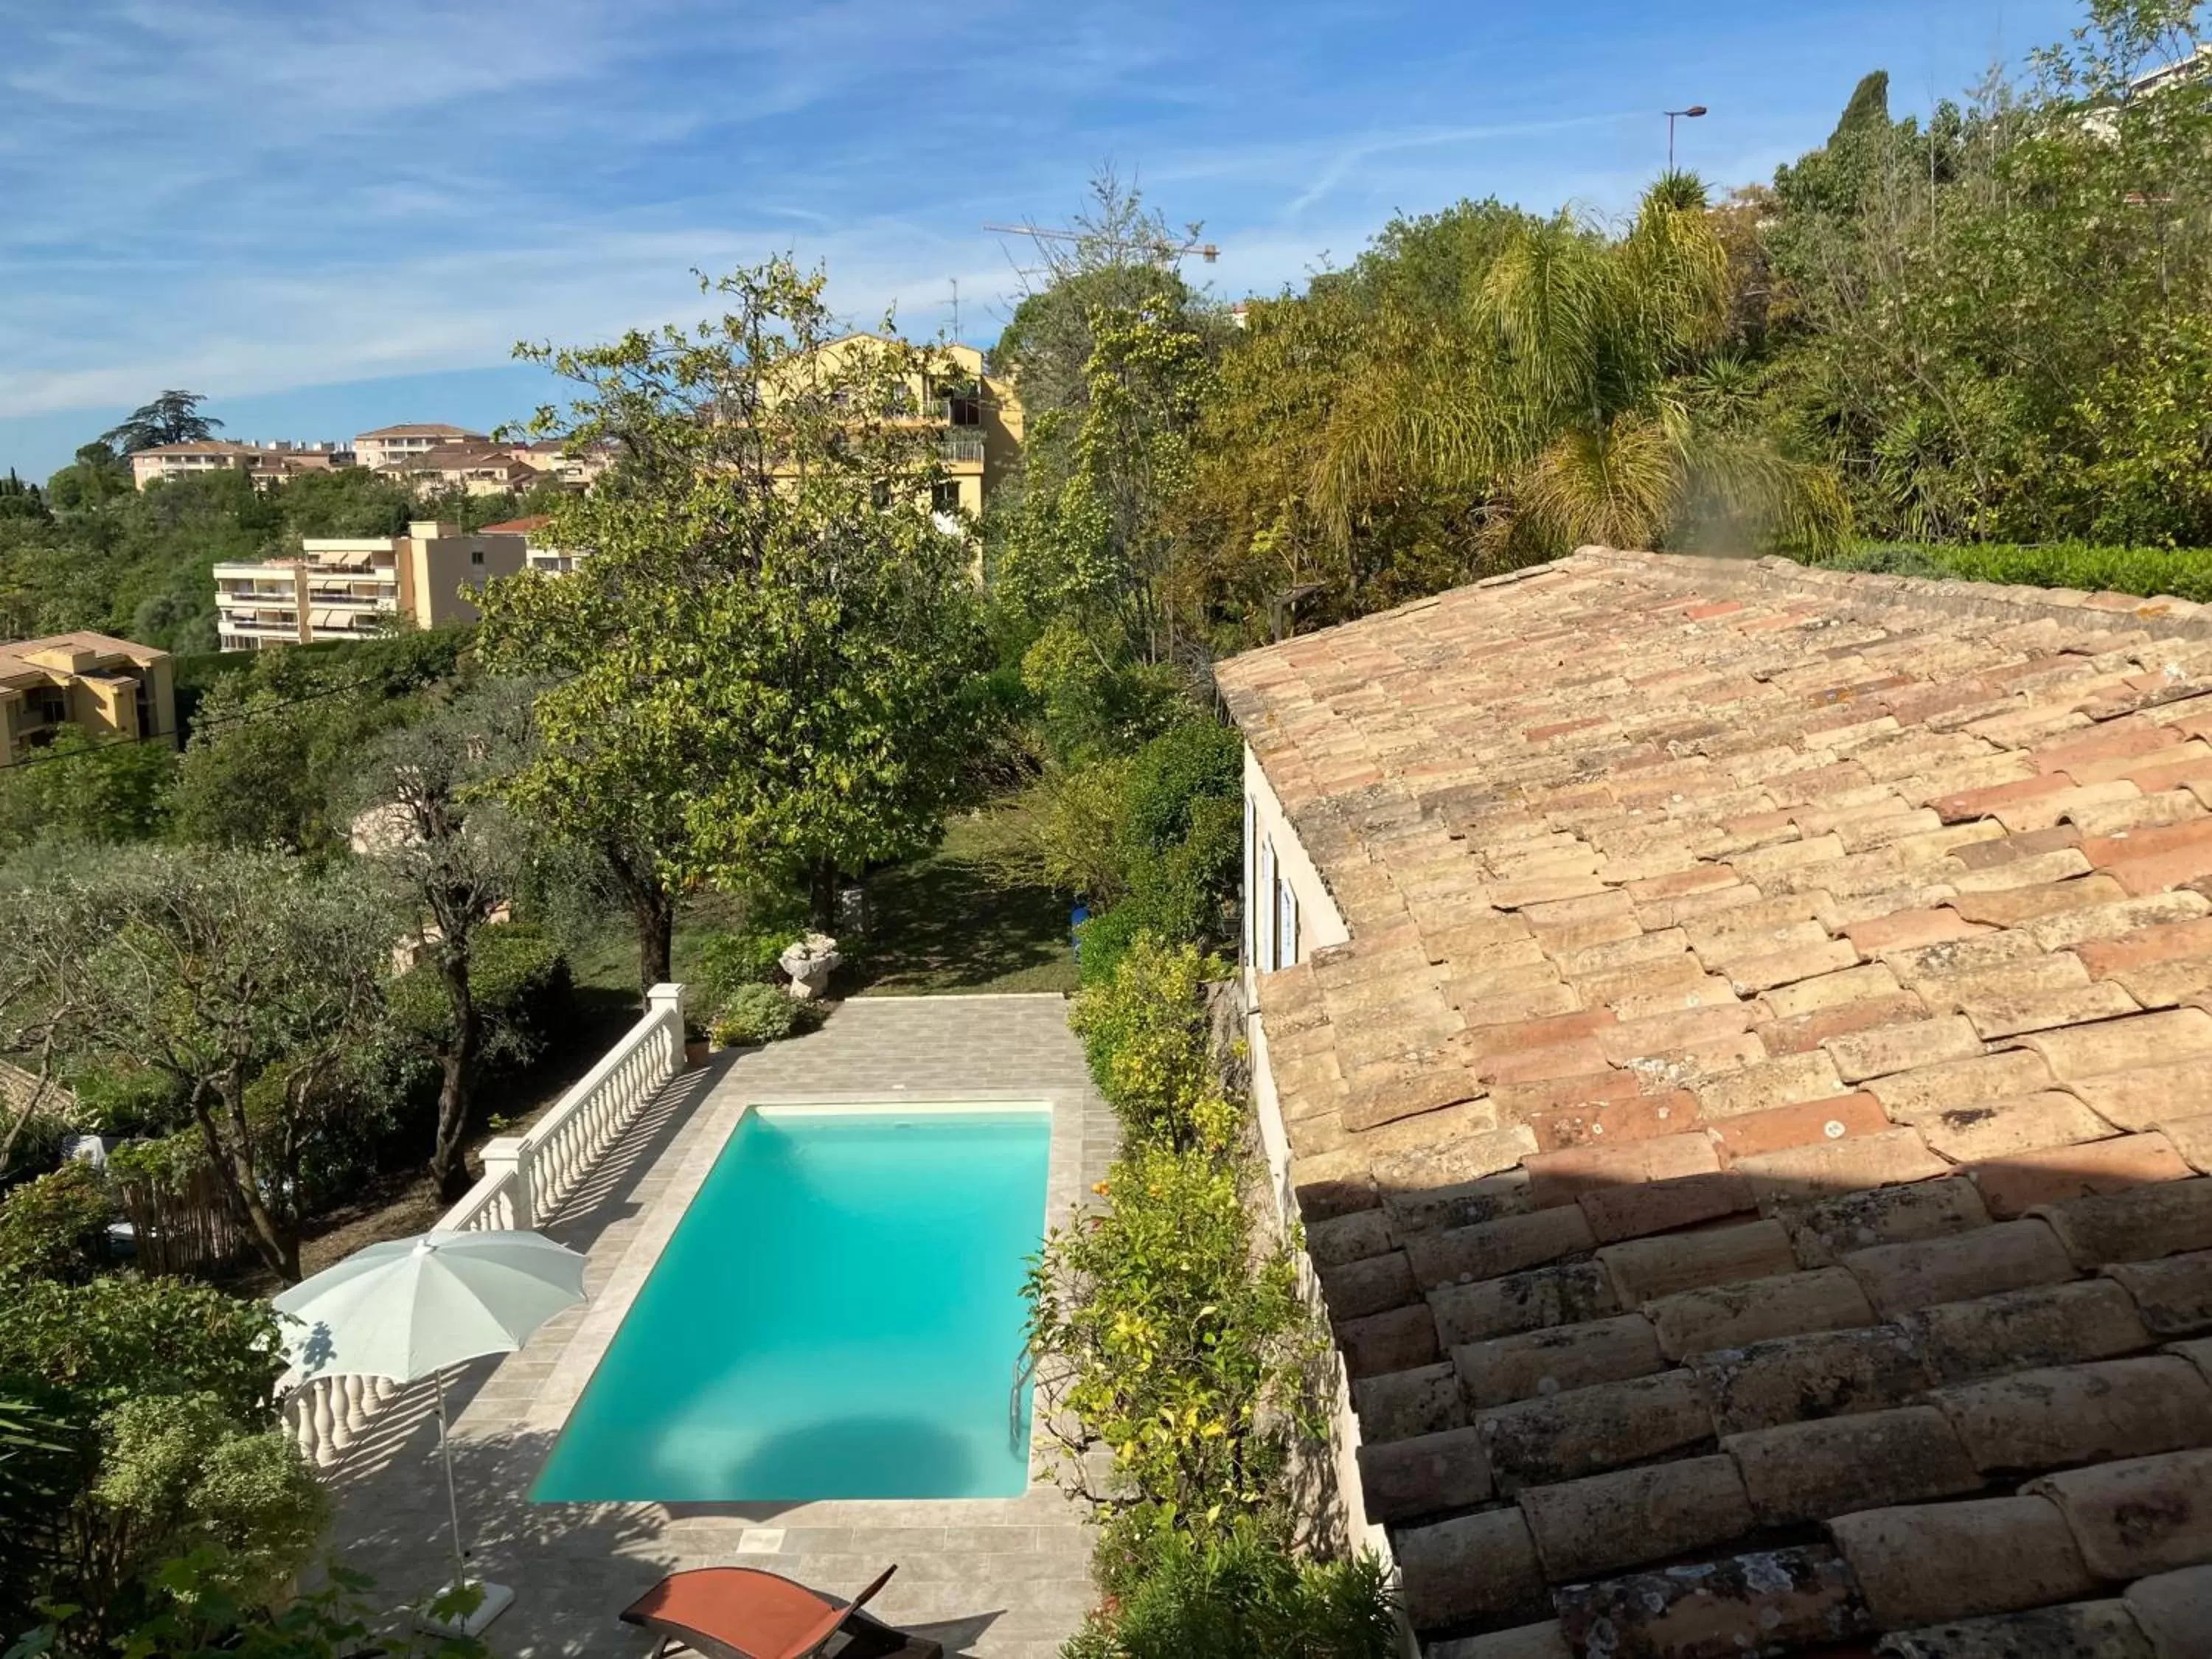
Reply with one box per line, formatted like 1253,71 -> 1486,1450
436,1368 -> 469,1587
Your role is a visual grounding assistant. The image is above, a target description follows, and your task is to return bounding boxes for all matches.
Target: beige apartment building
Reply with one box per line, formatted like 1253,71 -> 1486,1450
130,439 -> 351,490
393,441 -> 539,496
353,423 -> 490,473
212,521 -> 527,650
0,632 -> 175,765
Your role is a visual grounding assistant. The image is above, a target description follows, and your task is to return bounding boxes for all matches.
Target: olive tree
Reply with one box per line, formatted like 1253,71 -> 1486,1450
0,849 -> 391,1282
344,682 -> 533,1201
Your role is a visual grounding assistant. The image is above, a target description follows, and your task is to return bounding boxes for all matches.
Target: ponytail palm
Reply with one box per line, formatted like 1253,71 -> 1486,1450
1318,175 -> 1846,560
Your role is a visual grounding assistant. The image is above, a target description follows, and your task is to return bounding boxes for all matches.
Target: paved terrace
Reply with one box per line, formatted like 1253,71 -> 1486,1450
324,994 -> 1116,1659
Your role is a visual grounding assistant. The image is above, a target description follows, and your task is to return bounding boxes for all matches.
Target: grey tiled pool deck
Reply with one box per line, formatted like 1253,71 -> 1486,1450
324,994 -> 1116,1658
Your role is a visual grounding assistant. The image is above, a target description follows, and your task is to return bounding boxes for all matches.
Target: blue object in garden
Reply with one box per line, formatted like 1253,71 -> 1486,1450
1070,901 -> 1090,959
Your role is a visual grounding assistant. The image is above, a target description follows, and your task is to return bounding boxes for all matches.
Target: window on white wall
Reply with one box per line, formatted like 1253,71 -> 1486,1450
1256,836 -> 1277,973
1276,879 -> 1299,972
1244,793 -> 1258,967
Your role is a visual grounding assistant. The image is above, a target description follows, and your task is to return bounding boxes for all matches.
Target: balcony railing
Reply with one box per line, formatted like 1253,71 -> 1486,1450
940,430 -> 986,464
278,986 -> 688,1469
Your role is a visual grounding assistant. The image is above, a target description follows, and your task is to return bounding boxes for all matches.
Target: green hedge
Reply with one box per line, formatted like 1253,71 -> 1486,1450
1797,540 -> 2212,602
1032,933 -> 1395,1657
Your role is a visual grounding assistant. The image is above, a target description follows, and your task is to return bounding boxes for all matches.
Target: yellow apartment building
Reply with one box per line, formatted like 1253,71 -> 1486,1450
0,632 -> 176,765
796,335 -> 1025,523
212,521 -> 529,650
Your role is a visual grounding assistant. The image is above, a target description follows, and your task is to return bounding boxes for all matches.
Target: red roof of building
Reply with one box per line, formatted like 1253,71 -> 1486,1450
479,516 -> 551,535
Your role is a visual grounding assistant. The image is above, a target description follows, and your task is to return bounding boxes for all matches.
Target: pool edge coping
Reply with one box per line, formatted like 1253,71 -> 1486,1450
518,1079 -> 1093,1511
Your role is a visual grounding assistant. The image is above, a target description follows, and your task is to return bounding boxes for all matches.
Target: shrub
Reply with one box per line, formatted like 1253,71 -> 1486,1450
0,1161 -> 113,1284
1119,720 -> 1241,859
710,982 -> 799,1047
1799,539 -> 2212,602
1025,1142 -> 1315,1546
0,1274 -> 288,1425
1069,934 -> 1234,1150
67,1062 -> 186,1138
1067,1523 -> 1399,1659
692,890 -> 813,1004
91,1392 -> 330,1614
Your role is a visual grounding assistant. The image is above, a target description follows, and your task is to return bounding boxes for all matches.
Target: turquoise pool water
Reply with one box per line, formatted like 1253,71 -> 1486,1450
532,1107 -> 1051,1503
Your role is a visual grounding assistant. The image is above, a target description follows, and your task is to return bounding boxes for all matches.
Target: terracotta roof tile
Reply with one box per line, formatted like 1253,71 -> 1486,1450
2101,1252 -> 2212,1339
1843,1217 -> 2078,1318
1475,1368 -> 1716,1492
1518,1455 -> 1754,1581
1646,1265 -> 1879,1363
1452,1312 -> 1666,1411
1397,1508 -> 1547,1627
2024,1447 -> 2212,1579
1829,1495 -> 2097,1632
1430,1259 -> 1621,1348
1693,1323 -> 1932,1436
1901,1278 -> 2154,1385
1732,1124 -> 1952,1204
1355,1422 -> 1493,1523
1932,1355 -> 2212,1474
2123,1564 -> 2212,1659
1596,1219 -> 1800,1305
1222,551 -> 2212,1646
1552,1545 -> 1870,1656
1725,1405 -> 1980,1525
1966,1131 -> 2194,1219
1778,1175 -> 1992,1269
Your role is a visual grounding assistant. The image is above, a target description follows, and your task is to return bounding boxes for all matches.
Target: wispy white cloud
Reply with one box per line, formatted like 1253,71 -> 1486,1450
0,0 -> 2084,459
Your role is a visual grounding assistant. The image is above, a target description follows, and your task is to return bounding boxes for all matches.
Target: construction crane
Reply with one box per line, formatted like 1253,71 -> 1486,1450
982,220 -> 1220,268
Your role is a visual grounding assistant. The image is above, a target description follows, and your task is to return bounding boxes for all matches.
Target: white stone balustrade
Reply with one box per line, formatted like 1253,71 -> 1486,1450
280,985 -> 687,1469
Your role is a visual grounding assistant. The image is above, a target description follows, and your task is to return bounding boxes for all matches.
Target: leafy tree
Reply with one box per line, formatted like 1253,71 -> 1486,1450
478,257 -> 994,981
1315,175 -> 1848,562
345,683 -> 533,1200
171,631 -> 464,855
0,1275 -> 320,1651
0,728 -> 174,852
41,444 -> 133,514
0,850 -> 392,1281
992,170 -> 1211,424
100,392 -> 223,455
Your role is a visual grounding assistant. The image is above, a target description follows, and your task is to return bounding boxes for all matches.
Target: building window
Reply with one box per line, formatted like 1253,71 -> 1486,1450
470,549 -> 485,566
1256,837 -> 1277,973
1276,877 -> 1299,972
1244,794 -> 1257,967
931,481 -> 962,515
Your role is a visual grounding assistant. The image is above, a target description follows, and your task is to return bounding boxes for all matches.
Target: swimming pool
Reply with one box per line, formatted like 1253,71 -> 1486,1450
532,1105 -> 1052,1503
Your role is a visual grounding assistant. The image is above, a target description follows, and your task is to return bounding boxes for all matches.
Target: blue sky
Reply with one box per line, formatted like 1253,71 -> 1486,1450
0,0 -> 2081,481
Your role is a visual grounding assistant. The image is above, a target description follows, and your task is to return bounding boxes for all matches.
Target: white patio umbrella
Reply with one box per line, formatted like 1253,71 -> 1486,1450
274,1229 -> 588,1634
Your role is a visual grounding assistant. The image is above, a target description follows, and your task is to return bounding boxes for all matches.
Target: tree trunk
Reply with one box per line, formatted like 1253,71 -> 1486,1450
428,950 -> 481,1203
807,856 -> 840,933
192,1078 -> 299,1284
635,886 -> 675,1000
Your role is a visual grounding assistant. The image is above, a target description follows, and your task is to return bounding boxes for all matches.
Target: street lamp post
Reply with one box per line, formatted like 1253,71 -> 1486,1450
1665,105 -> 1708,170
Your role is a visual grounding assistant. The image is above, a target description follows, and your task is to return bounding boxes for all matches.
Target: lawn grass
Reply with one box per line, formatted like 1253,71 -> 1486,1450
848,811 -> 1079,996
557,812 -> 1077,1006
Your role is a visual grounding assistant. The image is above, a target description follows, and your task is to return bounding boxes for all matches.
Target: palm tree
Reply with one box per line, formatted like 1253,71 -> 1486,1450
1315,175 -> 1846,564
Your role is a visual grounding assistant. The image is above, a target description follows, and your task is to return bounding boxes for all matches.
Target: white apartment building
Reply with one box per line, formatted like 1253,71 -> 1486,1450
213,521 -> 527,650
353,424 -> 490,473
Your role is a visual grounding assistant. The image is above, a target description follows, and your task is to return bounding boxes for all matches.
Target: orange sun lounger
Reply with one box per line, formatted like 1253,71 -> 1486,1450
618,1564 -> 940,1659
